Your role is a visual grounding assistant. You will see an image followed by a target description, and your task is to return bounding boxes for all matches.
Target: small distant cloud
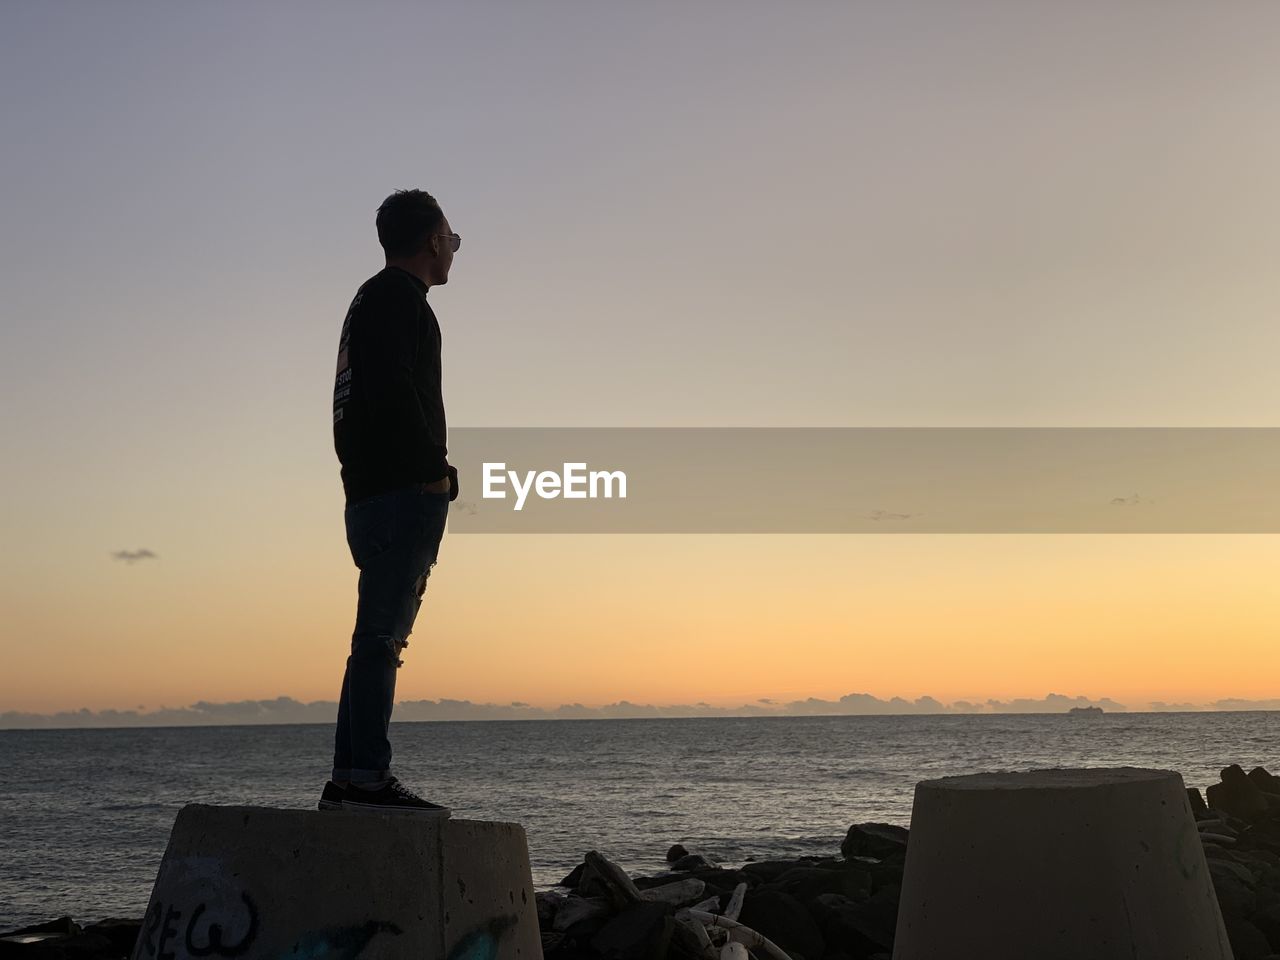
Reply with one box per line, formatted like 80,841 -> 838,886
1110,493 -> 1152,506
112,549 -> 157,564
864,510 -> 918,521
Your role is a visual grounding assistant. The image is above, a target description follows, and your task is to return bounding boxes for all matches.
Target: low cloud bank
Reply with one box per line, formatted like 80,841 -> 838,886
3,691 -> 1279,729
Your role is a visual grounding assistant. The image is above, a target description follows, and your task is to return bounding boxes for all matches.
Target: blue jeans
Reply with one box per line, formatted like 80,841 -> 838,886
332,484 -> 450,784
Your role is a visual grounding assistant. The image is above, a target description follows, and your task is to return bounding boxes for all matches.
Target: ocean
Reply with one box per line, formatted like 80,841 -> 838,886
1,712 -> 1276,930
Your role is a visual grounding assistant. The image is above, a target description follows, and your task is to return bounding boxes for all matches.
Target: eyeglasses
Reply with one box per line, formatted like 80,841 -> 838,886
436,233 -> 461,253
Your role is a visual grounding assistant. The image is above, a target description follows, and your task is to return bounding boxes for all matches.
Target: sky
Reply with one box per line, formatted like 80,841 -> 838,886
4,1 -> 1280,720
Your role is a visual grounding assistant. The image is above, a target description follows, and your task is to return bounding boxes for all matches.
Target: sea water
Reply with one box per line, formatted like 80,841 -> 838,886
1,711 -> 1275,929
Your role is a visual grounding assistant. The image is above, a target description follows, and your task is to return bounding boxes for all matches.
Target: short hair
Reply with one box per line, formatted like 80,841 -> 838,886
376,188 -> 445,258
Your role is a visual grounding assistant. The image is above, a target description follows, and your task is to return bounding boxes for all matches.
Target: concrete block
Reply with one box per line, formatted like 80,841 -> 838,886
129,804 -> 541,960
892,767 -> 1234,960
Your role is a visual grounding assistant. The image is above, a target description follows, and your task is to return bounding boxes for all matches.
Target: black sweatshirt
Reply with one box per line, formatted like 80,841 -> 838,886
332,266 -> 449,505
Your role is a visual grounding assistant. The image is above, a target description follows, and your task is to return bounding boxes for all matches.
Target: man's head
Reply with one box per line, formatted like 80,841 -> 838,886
376,188 -> 458,288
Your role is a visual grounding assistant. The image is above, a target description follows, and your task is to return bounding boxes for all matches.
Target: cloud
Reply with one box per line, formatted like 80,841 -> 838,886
112,549 -> 157,563
981,692 -> 1128,713
6,690 -> 1279,729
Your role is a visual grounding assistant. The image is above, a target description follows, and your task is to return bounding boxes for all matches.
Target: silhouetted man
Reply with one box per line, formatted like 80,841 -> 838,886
321,188 -> 460,815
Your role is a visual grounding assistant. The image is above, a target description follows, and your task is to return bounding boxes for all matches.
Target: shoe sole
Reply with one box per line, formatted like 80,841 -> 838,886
317,799 -> 344,811
341,799 -> 451,817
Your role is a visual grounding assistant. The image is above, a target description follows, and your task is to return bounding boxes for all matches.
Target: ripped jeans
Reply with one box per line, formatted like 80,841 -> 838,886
332,483 -> 450,785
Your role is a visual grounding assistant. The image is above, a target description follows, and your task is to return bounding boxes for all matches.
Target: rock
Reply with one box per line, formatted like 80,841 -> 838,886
736,888 -> 825,960
552,895 -> 613,933
1250,899 -> 1280,953
765,865 -> 872,903
1250,768 -> 1280,797
0,931 -> 117,958
806,893 -> 856,925
1243,821 -> 1280,856
0,917 -> 82,941
589,901 -> 676,960
739,859 -> 807,883
840,823 -> 909,860
1259,864 -> 1280,890
687,867 -> 752,894
536,890 -> 567,926
1210,860 -> 1258,920
540,929 -> 566,957
1198,818 -> 1236,836
1202,832 -> 1240,847
666,844 -> 690,863
1213,857 -> 1260,887
555,900 -> 615,952
80,919 -> 140,955
559,862 -> 586,887
671,854 -> 717,872
862,857 -> 906,894
1225,915 -> 1274,960
818,887 -> 899,956
1189,787 -> 1210,818
1208,765 -> 1271,822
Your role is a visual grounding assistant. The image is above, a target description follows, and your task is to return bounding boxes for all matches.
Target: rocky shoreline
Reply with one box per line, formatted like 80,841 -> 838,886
7,764 -> 1280,960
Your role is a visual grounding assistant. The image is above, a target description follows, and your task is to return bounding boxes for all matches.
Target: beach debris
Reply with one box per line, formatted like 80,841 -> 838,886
639,878 -> 707,906
687,895 -> 722,914
680,916 -> 715,954
723,882 -> 746,922
682,910 -> 794,960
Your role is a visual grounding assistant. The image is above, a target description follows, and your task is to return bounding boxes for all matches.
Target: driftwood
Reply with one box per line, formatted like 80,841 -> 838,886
678,917 -> 717,960
573,852 -> 794,960
683,910 -> 794,960
687,895 -> 722,914
639,877 -> 707,905
584,849 -> 644,908
723,882 -> 747,922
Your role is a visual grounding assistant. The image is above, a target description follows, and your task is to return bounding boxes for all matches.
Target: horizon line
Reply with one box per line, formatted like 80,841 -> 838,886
6,690 -> 1280,730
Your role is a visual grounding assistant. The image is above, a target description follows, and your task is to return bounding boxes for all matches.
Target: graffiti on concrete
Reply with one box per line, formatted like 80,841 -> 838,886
283,919 -> 404,960
137,892 -> 258,959
132,855 -> 402,960
445,914 -> 520,960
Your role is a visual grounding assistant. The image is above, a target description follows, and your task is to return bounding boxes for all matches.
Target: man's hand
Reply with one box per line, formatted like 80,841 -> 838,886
422,476 -> 450,494
447,464 -> 459,501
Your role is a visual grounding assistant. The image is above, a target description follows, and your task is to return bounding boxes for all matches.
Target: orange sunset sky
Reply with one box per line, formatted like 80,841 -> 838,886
4,2 -> 1280,719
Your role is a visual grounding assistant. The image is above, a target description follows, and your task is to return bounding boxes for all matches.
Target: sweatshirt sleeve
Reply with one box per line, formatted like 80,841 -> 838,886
357,283 -> 450,483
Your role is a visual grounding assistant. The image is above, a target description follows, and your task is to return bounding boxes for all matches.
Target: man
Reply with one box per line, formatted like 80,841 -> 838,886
321,188 -> 461,815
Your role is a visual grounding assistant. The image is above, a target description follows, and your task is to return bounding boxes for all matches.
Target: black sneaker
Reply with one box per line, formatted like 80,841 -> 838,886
317,780 -> 346,811
341,777 -> 451,817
